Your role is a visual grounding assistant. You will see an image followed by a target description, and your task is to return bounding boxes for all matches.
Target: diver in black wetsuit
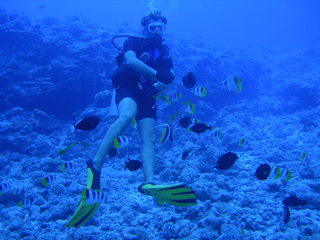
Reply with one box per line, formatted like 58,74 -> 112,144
91,11 -> 175,185
67,11 -> 197,228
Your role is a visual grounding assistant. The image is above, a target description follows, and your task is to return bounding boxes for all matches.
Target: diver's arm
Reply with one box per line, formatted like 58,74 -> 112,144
124,50 -> 157,78
124,50 -> 175,90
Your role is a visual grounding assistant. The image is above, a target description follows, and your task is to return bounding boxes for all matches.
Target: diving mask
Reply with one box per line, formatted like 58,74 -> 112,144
147,22 -> 166,34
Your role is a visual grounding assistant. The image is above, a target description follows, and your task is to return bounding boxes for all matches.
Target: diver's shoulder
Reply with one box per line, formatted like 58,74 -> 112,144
124,36 -> 144,45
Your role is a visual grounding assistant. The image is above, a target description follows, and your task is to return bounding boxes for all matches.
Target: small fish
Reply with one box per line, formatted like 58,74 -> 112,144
125,158 -> 143,171
211,128 -> 222,138
58,141 -> 81,155
156,95 -> 172,110
182,72 -> 196,88
179,116 -> 191,128
282,169 -> 293,182
174,110 -> 185,120
168,111 -> 184,128
282,195 -> 307,207
215,152 -> 238,170
108,147 -> 119,158
74,116 -> 101,131
83,189 -> 107,205
169,92 -> 183,103
42,175 -> 57,187
159,124 -> 173,145
182,101 -> 196,114
159,95 -> 171,104
282,205 -> 290,224
238,138 -> 249,148
0,183 -> 12,195
18,199 -> 33,208
269,167 -> 293,182
269,166 -> 282,179
223,76 -> 243,93
153,91 -> 165,99
192,86 -> 207,97
38,5 -> 46,9
254,163 -> 271,180
188,122 -> 212,134
60,162 -> 77,172
182,150 -> 191,160
179,116 -> 197,129
113,136 -> 129,149
301,152 -> 309,165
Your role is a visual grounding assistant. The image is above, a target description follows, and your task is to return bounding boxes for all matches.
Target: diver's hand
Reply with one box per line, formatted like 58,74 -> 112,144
153,81 -> 168,92
156,69 -> 175,85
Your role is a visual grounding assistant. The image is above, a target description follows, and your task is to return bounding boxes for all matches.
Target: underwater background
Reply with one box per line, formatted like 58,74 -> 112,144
0,0 -> 319,239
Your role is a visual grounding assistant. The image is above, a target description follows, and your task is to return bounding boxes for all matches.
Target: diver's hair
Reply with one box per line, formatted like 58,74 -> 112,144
141,10 -> 167,27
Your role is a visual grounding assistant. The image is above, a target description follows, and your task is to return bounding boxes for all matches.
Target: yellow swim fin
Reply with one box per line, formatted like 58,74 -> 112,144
66,160 -> 101,228
138,183 -> 197,207
66,189 -> 99,228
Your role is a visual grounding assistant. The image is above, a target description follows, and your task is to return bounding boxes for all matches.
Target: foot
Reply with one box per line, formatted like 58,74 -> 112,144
86,160 -> 101,190
138,183 -> 197,206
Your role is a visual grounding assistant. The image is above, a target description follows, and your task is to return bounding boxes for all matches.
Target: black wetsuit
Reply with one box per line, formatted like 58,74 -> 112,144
111,37 -> 173,121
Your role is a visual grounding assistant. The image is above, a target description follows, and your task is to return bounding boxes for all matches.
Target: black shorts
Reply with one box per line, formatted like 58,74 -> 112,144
111,66 -> 157,121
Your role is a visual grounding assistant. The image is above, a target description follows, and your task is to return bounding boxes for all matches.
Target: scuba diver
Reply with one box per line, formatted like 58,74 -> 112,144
66,11 -> 197,228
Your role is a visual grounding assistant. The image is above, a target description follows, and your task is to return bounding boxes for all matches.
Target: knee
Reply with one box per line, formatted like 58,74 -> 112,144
118,112 -> 134,125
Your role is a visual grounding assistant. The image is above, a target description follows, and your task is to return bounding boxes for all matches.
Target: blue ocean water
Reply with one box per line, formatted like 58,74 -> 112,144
0,0 -> 319,239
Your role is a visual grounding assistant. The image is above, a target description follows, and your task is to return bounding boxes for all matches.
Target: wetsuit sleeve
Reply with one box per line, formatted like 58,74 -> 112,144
156,69 -> 175,84
163,57 -> 173,69
115,38 -> 143,66
156,46 -> 175,84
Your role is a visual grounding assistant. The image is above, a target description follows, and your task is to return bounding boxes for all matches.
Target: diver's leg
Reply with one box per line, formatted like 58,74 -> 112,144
138,118 -> 156,183
93,97 -> 137,171
67,97 -> 137,227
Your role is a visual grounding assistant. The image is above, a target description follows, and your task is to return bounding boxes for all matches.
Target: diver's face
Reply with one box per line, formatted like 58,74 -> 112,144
145,20 -> 166,37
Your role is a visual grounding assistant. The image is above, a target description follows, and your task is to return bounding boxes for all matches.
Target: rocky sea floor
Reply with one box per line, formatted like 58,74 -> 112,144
0,8 -> 320,240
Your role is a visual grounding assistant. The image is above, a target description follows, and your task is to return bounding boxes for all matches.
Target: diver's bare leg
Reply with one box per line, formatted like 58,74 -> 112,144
138,118 -> 156,183
93,97 -> 137,171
